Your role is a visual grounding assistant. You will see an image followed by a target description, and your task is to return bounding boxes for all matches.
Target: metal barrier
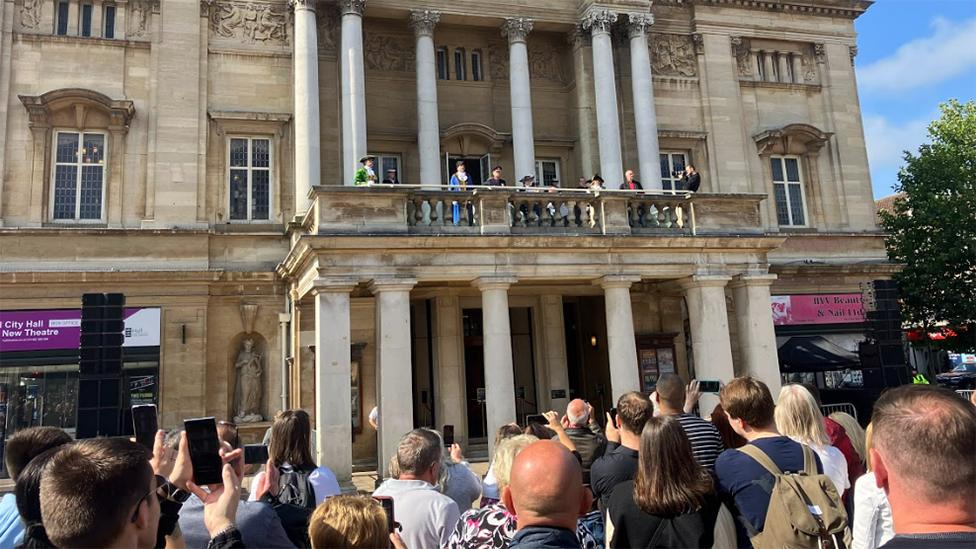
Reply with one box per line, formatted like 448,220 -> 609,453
821,403 -> 858,421
957,390 -> 974,402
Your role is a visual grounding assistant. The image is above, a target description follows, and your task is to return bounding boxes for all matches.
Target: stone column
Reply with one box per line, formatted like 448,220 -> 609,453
791,53 -> 803,85
730,274 -> 782,396
312,278 -> 358,489
292,0 -> 321,214
681,275 -> 735,416
278,312 -> 291,412
777,51 -> 790,83
762,50 -> 776,82
539,295 -> 570,412
434,295 -> 467,442
370,278 -> 417,476
340,0 -> 367,187
581,8 -> 623,186
502,18 -> 536,182
474,276 -> 518,457
626,13 -> 661,189
410,10 -> 442,188
597,275 -> 641,397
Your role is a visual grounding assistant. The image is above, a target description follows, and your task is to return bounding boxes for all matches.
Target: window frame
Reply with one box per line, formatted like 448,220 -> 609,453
370,153 -> 403,183
225,135 -> 274,223
56,1 -> 69,35
471,50 -> 483,82
80,3 -> 93,37
436,47 -> 449,80
534,158 -> 562,187
454,47 -> 467,81
770,154 -> 809,227
49,128 -> 108,223
103,4 -> 116,39
658,151 -> 688,191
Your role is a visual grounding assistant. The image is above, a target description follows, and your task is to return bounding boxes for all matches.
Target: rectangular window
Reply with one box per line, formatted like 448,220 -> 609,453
228,137 -> 272,221
56,1 -> 69,35
436,48 -> 449,80
52,131 -> 106,221
370,153 -> 403,183
534,159 -> 561,187
103,5 -> 116,38
471,50 -> 483,81
454,48 -> 466,81
770,155 -> 806,226
658,151 -> 688,191
81,4 -> 93,36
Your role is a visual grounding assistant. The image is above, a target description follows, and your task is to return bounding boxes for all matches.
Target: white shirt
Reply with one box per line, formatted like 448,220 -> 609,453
481,462 -> 500,500
373,478 -> 460,549
852,472 -> 895,549
248,464 -> 341,505
369,406 -> 379,426
803,441 -> 851,496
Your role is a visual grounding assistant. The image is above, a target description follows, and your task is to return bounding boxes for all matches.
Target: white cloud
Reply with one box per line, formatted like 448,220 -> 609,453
863,114 -> 931,174
857,16 -> 976,94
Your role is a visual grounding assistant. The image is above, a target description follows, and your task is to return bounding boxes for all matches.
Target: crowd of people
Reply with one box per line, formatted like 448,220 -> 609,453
0,375 -> 971,549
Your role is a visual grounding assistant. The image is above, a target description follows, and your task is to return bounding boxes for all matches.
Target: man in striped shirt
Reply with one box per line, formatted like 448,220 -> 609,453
653,373 -> 725,469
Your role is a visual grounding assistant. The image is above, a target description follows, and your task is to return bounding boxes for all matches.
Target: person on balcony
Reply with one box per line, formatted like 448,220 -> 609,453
354,155 -> 377,186
620,170 -> 643,191
382,169 -> 400,184
449,161 -> 471,225
589,175 -> 605,190
679,165 -> 701,192
484,166 -> 507,186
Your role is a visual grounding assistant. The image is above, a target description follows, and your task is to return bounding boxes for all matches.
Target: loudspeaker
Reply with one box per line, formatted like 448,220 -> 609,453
76,293 -> 125,439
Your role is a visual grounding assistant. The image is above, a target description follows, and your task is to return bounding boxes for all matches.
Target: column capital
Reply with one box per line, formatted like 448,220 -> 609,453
338,0 -> 365,16
473,276 -> 518,291
278,312 -> 291,323
680,274 -> 732,290
409,9 -> 440,37
626,12 -> 653,38
368,277 -> 418,293
581,7 -> 617,35
729,273 -> 778,289
501,17 -> 534,43
289,0 -> 317,11
310,277 -> 359,295
594,274 -> 642,289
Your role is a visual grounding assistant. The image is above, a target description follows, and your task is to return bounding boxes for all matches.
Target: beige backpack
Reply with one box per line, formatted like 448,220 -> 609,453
738,444 -> 852,549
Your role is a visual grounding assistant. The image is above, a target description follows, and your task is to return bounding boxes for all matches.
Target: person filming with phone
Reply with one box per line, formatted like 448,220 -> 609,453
678,164 -> 701,192
650,375 -> 725,470
589,392 -> 652,510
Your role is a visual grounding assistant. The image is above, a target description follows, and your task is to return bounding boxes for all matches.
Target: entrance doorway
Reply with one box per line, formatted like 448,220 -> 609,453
563,297 -> 613,417
447,155 -> 490,186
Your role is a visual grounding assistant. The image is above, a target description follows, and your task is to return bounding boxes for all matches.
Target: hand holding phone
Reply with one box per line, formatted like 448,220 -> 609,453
244,444 -> 269,465
374,496 -> 396,533
442,425 -> 455,447
184,417 -> 222,486
525,414 -> 547,426
698,380 -> 722,393
132,404 -> 158,451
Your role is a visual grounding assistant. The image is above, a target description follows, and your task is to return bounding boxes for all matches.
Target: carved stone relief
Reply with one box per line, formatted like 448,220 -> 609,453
731,36 -> 752,78
529,43 -> 569,84
128,0 -> 156,39
210,1 -> 288,45
316,3 -> 339,52
364,34 -> 415,72
20,0 -> 41,29
650,33 -> 697,77
488,44 -> 508,80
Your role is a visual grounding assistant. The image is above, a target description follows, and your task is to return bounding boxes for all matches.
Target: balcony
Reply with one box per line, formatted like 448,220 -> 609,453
298,185 -> 767,237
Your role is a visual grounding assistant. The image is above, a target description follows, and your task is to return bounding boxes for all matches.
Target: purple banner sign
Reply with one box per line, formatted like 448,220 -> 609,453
0,308 -> 160,353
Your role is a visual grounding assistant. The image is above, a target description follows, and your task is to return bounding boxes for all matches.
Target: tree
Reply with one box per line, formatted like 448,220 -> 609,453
879,99 -> 976,352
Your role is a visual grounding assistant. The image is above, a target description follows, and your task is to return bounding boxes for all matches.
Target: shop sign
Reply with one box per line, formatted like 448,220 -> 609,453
0,308 -> 161,352
130,375 -> 156,406
771,294 -> 864,326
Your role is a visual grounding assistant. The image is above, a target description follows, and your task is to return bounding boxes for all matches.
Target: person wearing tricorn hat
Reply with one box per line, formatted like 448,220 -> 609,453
589,174 -> 605,190
354,155 -> 377,186
519,174 -> 536,188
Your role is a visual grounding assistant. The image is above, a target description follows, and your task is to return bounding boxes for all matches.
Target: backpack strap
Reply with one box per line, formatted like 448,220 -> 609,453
738,444 -> 783,476
800,445 -> 818,476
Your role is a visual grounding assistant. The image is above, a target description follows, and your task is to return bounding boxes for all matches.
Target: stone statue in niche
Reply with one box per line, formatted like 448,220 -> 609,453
20,0 -> 41,29
128,0 -> 154,38
650,33 -> 697,77
211,1 -> 287,45
316,6 -> 339,52
233,338 -> 264,423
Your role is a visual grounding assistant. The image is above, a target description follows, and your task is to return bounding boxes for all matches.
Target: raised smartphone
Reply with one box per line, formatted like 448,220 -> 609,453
131,404 -> 158,451
184,417 -> 222,485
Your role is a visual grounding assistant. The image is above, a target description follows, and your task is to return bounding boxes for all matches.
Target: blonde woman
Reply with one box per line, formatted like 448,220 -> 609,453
851,424 -> 894,549
829,411 -> 867,466
774,385 -> 850,496
308,495 -> 406,549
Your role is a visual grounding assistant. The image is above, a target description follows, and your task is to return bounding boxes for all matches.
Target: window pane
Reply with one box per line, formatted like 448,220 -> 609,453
229,170 -> 248,220
381,157 -> 398,178
82,134 -> 104,164
542,161 -> 557,186
472,52 -> 482,81
788,183 -> 805,225
773,183 -> 790,225
79,166 -> 103,219
671,154 -> 685,173
251,170 -> 270,220
53,166 -> 78,219
251,139 -> 270,168
662,179 -> 674,191
437,50 -> 448,80
104,6 -> 116,38
785,158 -> 800,182
57,2 -> 69,35
56,133 -> 79,163
454,49 -> 466,80
81,4 -> 93,37
230,139 -> 248,167
770,157 -> 784,181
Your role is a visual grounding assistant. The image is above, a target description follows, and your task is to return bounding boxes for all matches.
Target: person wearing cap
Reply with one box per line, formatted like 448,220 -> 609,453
589,175 -> 605,190
484,166 -> 507,186
620,170 -> 643,191
382,169 -> 400,184
354,155 -> 377,186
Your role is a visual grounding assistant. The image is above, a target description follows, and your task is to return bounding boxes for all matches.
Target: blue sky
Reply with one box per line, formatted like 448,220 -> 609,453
855,0 -> 976,199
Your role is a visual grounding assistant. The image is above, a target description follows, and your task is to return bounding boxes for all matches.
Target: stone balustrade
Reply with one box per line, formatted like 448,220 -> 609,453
303,185 -> 766,237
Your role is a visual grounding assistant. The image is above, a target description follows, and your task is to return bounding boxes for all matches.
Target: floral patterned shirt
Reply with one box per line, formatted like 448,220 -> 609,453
447,503 -> 597,549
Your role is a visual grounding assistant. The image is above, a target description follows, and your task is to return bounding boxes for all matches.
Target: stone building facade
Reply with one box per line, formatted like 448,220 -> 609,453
0,0 -> 892,485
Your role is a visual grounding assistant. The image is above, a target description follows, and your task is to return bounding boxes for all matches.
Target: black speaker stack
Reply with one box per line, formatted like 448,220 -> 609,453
75,293 -> 125,439
858,280 -> 909,388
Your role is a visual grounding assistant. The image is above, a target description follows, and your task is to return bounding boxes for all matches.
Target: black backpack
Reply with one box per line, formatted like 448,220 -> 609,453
264,464 -> 316,549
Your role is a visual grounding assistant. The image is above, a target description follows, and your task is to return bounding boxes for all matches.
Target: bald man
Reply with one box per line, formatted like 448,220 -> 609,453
503,440 -> 593,548
551,399 -> 605,484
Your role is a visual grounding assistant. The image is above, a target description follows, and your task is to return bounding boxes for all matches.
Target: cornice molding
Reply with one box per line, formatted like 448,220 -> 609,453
653,0 -> 872,20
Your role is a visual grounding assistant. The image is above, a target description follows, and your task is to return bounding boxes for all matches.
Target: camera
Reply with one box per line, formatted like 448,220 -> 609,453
672,170 -> 682,178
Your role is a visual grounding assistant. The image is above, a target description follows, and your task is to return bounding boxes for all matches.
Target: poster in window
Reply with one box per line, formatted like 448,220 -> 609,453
639,349 -> 659,387
657,348 -> 675,374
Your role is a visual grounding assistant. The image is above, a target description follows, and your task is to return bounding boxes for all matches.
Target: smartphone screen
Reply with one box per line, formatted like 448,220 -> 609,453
374,496 -> 396,533
442,425 -> 455,447
609,407 -> 618,425
131,404 -> 158,451
699,380 -> 722,393
525,414 -> 547,426
244,443 -> 269,465
184,417 -> 222,485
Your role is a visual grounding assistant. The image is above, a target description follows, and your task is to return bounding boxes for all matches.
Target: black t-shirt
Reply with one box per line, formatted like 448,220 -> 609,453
590,442 -> 639,509
484,177 -> 507,186
608,480 -> 721,549
880,532 -> 976,548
